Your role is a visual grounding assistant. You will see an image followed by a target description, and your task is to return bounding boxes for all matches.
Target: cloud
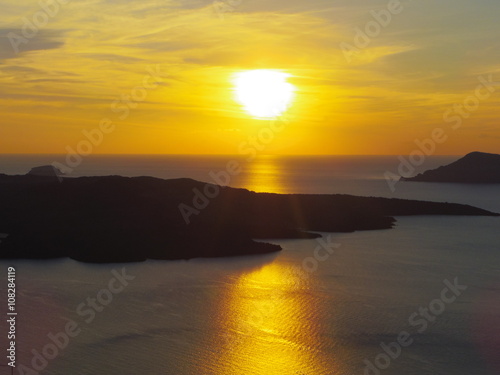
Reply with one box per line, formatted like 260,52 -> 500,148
0,28 -> 65,61
76,53 -> 145,63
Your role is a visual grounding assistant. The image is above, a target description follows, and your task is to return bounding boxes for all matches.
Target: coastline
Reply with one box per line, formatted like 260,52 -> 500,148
0,173 -> 497,263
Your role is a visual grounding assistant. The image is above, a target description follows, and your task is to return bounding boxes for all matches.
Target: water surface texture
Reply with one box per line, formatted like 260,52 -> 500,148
0,155 -> 498,375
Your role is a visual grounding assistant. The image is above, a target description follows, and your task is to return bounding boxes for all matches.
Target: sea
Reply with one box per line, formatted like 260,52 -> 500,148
0,154 -> 499,375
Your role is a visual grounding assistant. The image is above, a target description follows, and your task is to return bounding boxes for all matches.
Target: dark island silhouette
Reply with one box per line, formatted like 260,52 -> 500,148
0,169 -> 498,263
401,151 -> 500,183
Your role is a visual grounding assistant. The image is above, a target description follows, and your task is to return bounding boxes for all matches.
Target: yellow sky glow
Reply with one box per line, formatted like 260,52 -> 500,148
1,0 -> 499,155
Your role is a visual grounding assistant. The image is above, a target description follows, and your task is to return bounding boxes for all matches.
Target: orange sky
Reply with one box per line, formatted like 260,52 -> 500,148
1,0 -> 499,155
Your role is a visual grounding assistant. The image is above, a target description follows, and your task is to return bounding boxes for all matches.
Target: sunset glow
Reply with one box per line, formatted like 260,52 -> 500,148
1,0 -> 499,155
233,70 -> 295,119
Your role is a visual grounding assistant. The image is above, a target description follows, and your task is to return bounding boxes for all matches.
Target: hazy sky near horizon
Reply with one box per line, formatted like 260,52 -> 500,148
1,0 -> 499,155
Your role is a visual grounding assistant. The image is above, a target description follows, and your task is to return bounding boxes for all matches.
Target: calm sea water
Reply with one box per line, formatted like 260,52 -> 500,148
0,155 -> 499,375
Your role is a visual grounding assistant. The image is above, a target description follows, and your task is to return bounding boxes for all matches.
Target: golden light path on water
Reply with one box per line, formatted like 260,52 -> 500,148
214,262 -> 334,375
237,155 -> 287,194
193,157 -> 346,374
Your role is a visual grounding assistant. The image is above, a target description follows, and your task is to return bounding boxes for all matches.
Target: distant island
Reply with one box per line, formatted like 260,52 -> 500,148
0,170 -> 498,263
401,151 -> 500,183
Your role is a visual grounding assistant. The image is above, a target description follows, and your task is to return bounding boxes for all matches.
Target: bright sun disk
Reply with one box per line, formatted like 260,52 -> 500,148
233,70 -> 295,119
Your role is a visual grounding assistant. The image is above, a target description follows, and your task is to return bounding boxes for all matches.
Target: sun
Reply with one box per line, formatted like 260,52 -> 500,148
233,70 -> 295,119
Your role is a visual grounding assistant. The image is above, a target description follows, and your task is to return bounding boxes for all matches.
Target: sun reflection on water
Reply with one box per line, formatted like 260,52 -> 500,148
215,261 -> 332,375
237,155 -> 288,194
